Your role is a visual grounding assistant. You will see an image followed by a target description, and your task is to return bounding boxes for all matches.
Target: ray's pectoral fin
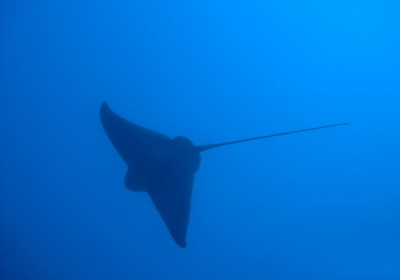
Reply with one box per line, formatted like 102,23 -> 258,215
148,171 -> 194,248
124,167 -> 150,192
100,102 -> 172,169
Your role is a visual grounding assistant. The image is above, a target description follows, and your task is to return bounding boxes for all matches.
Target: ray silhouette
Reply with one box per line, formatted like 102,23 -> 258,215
100,102 -> 348,248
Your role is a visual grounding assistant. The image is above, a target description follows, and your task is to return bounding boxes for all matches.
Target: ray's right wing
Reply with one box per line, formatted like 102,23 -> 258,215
148,169 -> 194,248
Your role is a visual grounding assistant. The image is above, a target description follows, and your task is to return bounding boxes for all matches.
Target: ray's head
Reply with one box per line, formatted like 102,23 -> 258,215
168,136 -> 201,174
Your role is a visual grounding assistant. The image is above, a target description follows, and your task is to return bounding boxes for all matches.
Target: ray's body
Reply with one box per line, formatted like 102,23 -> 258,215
100,102 -> 348,248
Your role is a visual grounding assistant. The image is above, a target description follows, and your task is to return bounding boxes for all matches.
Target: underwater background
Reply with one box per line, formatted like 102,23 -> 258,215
1,0 -> 399,279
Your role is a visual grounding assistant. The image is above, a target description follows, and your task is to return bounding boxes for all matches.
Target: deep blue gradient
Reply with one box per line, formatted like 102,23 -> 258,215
1,1 -> 399,279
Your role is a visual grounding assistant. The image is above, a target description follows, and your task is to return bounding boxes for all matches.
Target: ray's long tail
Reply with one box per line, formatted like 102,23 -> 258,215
196,123 -> 349,152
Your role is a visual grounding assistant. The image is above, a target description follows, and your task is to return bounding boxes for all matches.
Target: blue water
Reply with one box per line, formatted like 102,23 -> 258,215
1,1 -> 399,279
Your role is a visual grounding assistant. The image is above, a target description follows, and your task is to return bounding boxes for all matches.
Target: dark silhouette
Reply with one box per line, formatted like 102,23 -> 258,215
100,102 -> 348,248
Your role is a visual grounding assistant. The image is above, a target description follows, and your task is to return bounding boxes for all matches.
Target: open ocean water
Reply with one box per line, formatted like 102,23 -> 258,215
1,1 -> 399,279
